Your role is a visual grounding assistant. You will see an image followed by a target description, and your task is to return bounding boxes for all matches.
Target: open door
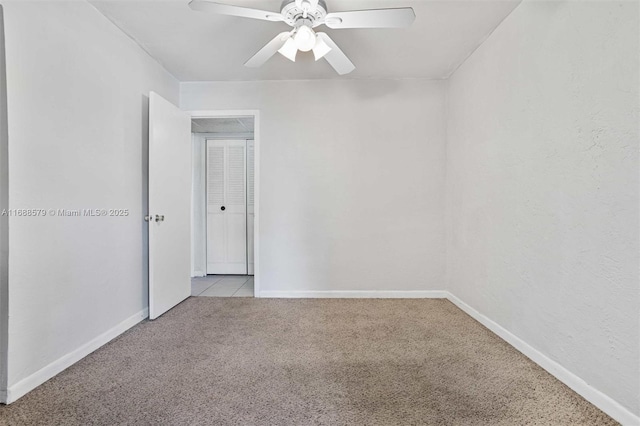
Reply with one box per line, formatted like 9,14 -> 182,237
148,92 -> 191,319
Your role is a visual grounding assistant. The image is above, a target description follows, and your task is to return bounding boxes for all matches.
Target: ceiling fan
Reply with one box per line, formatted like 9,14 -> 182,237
188,0 -> 415,75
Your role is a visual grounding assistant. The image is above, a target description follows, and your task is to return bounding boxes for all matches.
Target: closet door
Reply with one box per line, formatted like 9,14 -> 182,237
206,140 -> 247,274
247,140 -> 255,275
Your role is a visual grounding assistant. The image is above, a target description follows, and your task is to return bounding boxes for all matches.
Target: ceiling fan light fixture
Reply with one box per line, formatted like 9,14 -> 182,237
312,35 -> 332,60
293,25 -> 316,52
278,37 -> 298,62
189,0 -> 416,75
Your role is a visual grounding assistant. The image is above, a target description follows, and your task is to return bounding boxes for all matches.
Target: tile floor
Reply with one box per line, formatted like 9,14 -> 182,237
191,275 -> 254,297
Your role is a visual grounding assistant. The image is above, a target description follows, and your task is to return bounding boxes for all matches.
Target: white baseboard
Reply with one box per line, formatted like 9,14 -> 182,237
5,308 -> 148,404
446,292 -> 640,426
259,290 -> 449,299
192,271 -> 205,278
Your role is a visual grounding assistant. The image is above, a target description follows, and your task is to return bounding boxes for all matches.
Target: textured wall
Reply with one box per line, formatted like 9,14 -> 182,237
182,79 -> 447,294
3,1 -> 178,390
446,0 -> 639,415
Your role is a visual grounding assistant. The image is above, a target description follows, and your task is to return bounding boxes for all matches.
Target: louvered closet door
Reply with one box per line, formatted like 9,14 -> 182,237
247,140 -> 255,275
206,140 -> 247,274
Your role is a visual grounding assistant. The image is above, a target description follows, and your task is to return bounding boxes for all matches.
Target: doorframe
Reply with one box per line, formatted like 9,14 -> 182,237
189,110 -> 261,297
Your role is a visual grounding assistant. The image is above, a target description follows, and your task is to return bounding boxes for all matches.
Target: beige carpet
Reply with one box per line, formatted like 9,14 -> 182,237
0,298 -> 616,425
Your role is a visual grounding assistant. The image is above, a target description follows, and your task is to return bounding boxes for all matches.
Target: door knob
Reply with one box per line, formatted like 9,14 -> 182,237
155,214 -> 165,222
144,215 -> 151,222
221,206 -> 226,211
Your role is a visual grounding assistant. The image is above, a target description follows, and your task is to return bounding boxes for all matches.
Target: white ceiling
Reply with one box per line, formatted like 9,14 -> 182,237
192,116 -> 254,133
90,0 -> 521,81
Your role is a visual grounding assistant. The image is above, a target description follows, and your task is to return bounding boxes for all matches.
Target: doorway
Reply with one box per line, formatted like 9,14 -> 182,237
189,113 -> 259,297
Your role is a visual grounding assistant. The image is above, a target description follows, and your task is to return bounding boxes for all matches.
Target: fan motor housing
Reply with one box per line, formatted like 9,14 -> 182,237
280,0 -> 328,27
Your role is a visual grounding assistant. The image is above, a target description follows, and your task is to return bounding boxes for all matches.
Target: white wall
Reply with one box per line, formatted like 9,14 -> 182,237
191,133 -> 206,277
182,80 -> 447,295
0,4 -> 8,397
2,1 -> 178,399
446,0 -> 639,417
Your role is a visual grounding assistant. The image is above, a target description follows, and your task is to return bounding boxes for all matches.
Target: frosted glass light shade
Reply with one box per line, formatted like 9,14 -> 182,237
294,26 -> 316,52
312,35 -> 332,60
278,37 -> 298,62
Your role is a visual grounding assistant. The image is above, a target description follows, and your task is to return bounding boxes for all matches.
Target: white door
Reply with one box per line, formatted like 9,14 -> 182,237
206,140 -> 247,274
247,140 -> 255,275
148,92 -> 191,320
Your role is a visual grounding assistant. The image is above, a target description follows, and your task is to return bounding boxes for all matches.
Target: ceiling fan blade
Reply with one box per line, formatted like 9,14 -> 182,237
188,0 -> 284,22
245,32 -> 291,68
324,8 -> 415,29
316,33 -> 355,75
